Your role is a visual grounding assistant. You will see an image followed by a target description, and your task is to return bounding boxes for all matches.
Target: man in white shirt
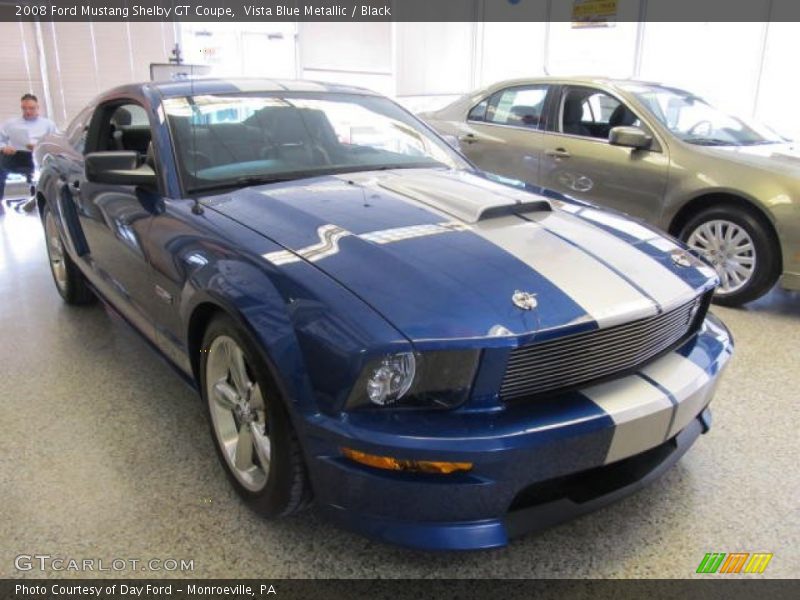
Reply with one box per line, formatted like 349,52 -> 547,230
1,93 -> 57,207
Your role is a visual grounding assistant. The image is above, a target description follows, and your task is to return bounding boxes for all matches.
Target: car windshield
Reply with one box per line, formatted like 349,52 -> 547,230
622,84 -> 784,146
162,91 -> 469,193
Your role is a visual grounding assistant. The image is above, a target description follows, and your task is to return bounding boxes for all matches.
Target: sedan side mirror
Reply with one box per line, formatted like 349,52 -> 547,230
609,126 -> 653,150
85,151 -> 157,187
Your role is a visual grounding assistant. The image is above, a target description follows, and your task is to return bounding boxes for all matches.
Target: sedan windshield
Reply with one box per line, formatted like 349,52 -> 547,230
162,92 -> 469,193
623,84 -> 784,146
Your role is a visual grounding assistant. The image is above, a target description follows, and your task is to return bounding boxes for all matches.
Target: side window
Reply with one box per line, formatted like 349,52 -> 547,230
581,92 -> 621,124
66,108 -> 92,153
560,87 -> 642,140
485,86 -> 548,129
88,102 -> 153,156
467,98 -> 488,122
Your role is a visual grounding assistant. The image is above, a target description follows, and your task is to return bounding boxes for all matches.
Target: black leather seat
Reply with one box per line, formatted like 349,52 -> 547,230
608,104 -> 639,128
110,108 -> 132,150
562,96 -> 591,137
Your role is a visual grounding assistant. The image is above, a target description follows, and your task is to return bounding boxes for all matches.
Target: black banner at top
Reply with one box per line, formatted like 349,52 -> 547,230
2,0 -> 800,22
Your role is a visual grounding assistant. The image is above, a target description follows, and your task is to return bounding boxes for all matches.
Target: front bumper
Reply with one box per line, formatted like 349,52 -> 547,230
298,315 -> 733,550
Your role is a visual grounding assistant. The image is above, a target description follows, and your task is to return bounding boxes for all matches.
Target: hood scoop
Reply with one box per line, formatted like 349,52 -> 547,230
370,169 -> 551,224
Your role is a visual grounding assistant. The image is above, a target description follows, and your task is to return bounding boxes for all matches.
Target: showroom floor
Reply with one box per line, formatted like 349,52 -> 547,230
1,205 -> 798,579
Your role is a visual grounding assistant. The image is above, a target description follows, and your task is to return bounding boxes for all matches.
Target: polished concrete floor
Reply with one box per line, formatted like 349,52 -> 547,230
1,205 -> 798,579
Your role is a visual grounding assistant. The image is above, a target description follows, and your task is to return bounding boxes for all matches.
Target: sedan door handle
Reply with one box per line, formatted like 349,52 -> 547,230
458,133 -> 480,144
545,148 -> 571,158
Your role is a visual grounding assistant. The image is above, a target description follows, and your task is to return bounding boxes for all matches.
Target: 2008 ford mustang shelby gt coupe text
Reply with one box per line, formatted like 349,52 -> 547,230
35,79 -> 733,550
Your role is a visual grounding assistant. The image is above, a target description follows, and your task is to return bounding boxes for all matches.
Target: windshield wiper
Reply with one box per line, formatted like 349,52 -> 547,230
188,174 -> 310,195
683,137 -> 734,146
187,162 -> 448,195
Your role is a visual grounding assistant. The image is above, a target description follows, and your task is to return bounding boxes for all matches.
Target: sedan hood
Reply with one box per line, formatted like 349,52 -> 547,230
701,142 -> 800,178
206,169 -> 716,345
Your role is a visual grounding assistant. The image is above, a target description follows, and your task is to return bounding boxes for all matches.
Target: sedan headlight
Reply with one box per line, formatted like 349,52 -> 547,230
346,350 -> 481,410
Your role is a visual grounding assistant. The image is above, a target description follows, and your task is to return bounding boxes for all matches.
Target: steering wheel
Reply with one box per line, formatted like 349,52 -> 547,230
687,120 -> 713,137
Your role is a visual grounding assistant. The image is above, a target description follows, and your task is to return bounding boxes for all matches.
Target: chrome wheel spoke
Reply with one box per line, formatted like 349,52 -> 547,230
45,212 -> 68,290
212,380 -> 239,411
251,421 -> 271,470
730,262 -> 750,278
234,423 -> 254,471
249,383 -> 265,411
731,229 -> 748,246
225,342 -> 250,396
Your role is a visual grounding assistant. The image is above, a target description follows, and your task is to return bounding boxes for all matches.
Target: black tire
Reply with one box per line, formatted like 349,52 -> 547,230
42,204 -> 95,305
679,204 -> 781,307
200,314 -> 312,517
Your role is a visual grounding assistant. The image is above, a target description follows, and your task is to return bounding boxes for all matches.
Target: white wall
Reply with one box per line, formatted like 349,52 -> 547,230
0,23 -> 45,116
299,22 -> 394,95
2,15 -> 798,139
0,21 -> 175,128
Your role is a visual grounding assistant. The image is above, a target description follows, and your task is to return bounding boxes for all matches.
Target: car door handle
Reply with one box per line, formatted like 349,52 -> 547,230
458,134 -> 480,144
545,148 -> 571,158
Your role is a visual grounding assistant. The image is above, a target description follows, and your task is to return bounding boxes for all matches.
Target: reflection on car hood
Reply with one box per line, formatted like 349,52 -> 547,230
206,168 -> 717,344
701,142 -> 800,177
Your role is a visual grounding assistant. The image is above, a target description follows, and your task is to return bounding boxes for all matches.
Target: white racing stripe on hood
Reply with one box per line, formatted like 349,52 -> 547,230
473,216 -> 658,328
537,211 -> 696,309
581,375 -> 674,464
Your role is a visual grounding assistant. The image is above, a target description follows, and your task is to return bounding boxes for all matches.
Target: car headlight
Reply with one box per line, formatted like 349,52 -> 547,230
346,350 -> 481,410
366,352 -> 416,406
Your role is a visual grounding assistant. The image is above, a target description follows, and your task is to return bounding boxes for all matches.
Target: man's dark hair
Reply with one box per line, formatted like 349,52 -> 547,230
21,93 -> 38,102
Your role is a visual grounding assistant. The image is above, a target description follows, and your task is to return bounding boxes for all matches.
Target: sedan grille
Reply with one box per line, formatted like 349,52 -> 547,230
500,295 -> 708,402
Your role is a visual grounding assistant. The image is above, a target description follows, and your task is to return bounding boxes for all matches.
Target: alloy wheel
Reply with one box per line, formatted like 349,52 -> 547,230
205,335 -> 272,492
44,210 -> 68,293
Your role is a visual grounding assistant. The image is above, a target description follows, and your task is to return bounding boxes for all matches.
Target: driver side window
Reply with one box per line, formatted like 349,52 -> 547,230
88,102 -> 153,161
66,108 -> 93,153
559,87 -> 641,140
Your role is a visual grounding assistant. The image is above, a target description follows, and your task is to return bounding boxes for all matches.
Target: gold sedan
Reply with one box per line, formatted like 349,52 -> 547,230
422,77 -> 800,306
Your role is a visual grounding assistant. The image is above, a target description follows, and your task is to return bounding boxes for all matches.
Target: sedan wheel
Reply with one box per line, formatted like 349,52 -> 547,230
679,205 -> 780,306
686,219 -> 756,295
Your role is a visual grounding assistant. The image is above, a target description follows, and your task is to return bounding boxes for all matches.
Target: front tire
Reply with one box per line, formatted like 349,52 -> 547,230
200,314 -> 312,517
679,205 -> 780,306
43,204 -> 95,305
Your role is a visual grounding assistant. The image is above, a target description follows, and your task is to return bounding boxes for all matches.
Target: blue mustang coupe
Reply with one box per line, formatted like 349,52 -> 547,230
35,79 -> 733,550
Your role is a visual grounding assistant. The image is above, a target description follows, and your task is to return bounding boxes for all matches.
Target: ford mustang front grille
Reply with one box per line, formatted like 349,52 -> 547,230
500,294 -> 709,402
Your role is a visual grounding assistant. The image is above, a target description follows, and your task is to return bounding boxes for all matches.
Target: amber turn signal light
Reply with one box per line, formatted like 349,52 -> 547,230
341,447 -> 473,474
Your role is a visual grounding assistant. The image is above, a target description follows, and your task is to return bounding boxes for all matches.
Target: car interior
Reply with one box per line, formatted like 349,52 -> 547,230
560,88 -> 642,140
168,105 -> 347,179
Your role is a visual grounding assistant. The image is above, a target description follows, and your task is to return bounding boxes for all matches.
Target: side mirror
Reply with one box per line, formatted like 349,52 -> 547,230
85,151 -> 156,187
609,126 -> 652,150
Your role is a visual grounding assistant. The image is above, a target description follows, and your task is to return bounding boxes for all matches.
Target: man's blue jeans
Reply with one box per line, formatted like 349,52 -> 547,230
0,150 -> 34,201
